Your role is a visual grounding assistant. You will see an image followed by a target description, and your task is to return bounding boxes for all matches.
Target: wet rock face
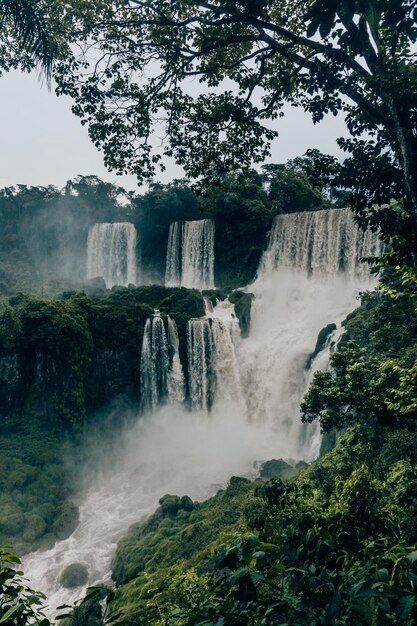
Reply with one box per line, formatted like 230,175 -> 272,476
87,347 -> 137,409
0,347 -> 136,426
0,354 -> 26,420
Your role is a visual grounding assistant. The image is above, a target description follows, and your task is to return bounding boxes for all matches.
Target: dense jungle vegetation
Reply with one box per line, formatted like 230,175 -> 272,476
0,153 -> 340,563
0,286 -> 204,556
58,271 -> 417,626
1,0 -> 417,624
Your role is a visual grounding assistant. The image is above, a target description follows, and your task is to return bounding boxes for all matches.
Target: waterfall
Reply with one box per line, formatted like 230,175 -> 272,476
299,325 -> 345,461
165,221 -> 183,287
187,319 -> 214,411
238,207 -> 382,458
86,223 -> 138,288
165,219 -> 215,289
167,316 -> 185,405
262,208 -> 383,279
140,312 -> 169,412
23,207 -> 384,618
187,299 -> 243,411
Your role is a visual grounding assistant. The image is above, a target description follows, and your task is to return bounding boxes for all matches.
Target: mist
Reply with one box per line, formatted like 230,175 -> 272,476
21,207 -> 382,618
23,401 -> 282,616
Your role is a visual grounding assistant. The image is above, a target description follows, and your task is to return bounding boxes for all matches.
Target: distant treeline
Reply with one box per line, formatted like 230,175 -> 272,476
0,152 -> 350,295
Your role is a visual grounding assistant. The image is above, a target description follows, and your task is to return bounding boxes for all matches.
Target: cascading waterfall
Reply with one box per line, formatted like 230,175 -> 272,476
165,219 -> 215,289
167,315 -> 185,405
187,299 -> 243,411
165,221 -> 183,287
262,208 -> 384,278
187,318 -> 214,411
24,207 -> 383,618
86,222 -> 138,288
140,311 -> 170,412
238,207 -> 382,458
299,325 -> 345,461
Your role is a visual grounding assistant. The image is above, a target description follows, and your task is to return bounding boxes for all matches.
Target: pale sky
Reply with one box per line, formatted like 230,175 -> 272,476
0,70 -> 349,192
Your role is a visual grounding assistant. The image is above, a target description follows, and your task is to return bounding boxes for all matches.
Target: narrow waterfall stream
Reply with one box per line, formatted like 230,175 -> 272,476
140,311 -> 170,413
24,207 -> 383,617
86,223 -> 138,287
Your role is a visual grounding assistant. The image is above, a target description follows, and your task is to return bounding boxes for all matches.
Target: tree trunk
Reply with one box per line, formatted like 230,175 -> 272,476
389,99 -> 417,227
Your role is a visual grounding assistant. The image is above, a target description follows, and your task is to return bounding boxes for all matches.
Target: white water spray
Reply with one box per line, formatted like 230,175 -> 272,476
238,208 -> 382,458
165,219 -> 215,289
86,223 -> 138,288
25,207 -> 382,616
167,316 -> 186,405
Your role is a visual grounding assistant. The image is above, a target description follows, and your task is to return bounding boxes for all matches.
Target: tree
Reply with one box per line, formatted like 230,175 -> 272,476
55,1 -> 417,234
0,0 -> 59,80
262,161 -> 330,213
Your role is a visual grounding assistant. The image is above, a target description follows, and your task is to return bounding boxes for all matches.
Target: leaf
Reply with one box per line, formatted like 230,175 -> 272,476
80,586 -> 104,603
0,603 -> 24,623
396,595 -> 415,620
406,550 -> 417,563
104,613 -> 124,624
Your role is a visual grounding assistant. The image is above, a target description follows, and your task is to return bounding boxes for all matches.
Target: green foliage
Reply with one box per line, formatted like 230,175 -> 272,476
0,548 -> 51,625
0,428 -> 76,555
260,458 -> 307,481
111,476 -> 253,586
93,271 -> 417,625
54,0 -> 417,248
0,286 -> 204,426
0,0 -> 59,80
263,163 -> 330,214
104,433 -> 417,625
301,283 -> 417,432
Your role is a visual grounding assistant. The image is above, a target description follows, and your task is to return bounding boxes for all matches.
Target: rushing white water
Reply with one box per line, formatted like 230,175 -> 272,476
262,208 -> 383,278
24,207 -> 383,617
140,311 -> 170,412
167,316 -> 186,405
24,405 -> 282,617
165,219 -> 215,289
165,221 -> 183,287
237,207 -> 382,458
187,298 -> 242,411
187,318 -> 214,411
86,223 -> 138,288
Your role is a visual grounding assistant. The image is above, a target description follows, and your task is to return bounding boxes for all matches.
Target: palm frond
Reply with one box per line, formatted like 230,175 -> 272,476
0,0 -> 57,81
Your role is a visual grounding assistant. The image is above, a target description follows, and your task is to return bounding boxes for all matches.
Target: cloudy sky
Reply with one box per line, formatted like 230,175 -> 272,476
0,70 -> 349,192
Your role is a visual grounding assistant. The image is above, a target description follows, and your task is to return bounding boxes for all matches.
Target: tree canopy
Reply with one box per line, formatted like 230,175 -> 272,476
54,1 -> 416,234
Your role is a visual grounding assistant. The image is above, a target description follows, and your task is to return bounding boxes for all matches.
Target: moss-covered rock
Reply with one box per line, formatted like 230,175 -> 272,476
229,291 -> 254,337
52,501 -> 79,540
260,459 -> 308,481
305,322 -> 337,369
60,563 -> 89,589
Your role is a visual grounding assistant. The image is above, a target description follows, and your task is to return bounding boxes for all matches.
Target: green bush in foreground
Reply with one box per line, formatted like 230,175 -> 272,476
0,548 -> 50,626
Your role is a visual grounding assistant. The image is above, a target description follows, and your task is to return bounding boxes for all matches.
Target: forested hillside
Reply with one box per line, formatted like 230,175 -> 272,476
1,0 -> 416,624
